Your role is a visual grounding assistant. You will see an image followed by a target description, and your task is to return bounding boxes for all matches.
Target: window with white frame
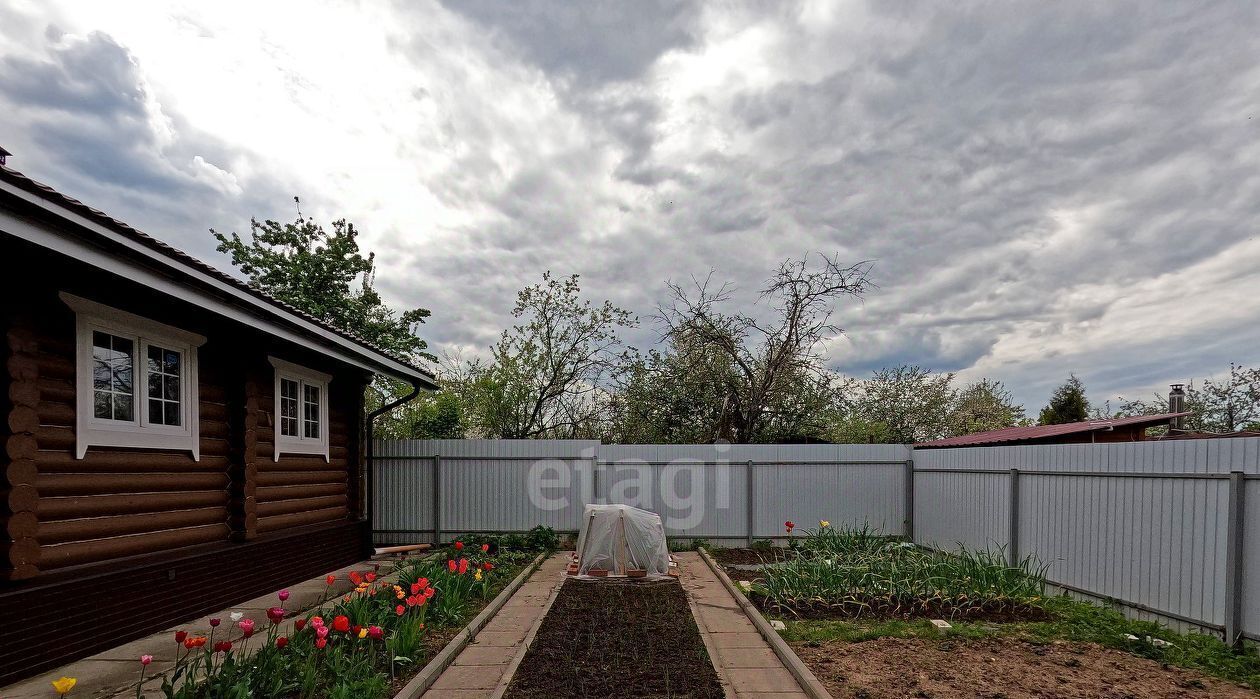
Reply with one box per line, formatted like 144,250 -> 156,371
62,292 -> 205,459
269,357 -> 331,461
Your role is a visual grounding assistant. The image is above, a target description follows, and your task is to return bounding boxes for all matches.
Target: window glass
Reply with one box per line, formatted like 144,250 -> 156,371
146,345 -> 182,426
303,383 -> 321,439
92,331 -> 134,421
280,378 -> 300,437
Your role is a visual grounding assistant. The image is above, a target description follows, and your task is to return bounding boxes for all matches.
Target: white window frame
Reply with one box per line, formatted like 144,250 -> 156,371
269,356 -> 331,462
61,292 -> 205,460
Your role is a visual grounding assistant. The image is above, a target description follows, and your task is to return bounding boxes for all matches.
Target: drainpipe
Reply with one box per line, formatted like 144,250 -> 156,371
364,379 -> 424,536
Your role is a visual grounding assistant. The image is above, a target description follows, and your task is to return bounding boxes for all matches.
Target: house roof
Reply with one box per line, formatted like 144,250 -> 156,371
915,412 -> 1192,448
0,164 -> 437,388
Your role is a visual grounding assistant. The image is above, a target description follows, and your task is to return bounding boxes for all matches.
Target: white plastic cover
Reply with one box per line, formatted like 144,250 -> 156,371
574,504 -> 670,577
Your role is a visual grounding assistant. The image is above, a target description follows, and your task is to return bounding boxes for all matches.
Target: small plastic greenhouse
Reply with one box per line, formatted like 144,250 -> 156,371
571,504 -> 672,577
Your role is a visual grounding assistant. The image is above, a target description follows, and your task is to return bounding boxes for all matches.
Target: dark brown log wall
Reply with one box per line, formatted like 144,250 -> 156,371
21,295 -> 234,572
0,242 -> 376,684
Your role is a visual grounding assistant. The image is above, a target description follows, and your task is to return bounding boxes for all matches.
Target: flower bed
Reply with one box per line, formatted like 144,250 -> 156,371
117,542 -> 537,699
739,521 -> 1049,622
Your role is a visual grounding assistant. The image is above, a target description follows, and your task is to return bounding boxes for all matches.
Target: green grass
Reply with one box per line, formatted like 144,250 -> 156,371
776,594 -> 1260,690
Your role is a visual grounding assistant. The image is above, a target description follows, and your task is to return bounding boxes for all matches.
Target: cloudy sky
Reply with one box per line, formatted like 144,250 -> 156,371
2,0 -> 1258,412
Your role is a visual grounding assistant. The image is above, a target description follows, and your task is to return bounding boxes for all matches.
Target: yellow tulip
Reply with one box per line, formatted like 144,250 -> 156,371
474,569 -> 483,582
819,520 -> 830,528
52,677 -> 77,695
358,628 -> 367,639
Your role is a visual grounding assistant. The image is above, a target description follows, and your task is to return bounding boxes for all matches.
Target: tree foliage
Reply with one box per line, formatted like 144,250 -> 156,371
1111,363 -> 1260,433
949,379 -> 1027,436
831,366 -> 957,443
1038,374 -> 1090,425
449,272 -> 635,439
654,254 -> 872,443
211,201 -> 432,364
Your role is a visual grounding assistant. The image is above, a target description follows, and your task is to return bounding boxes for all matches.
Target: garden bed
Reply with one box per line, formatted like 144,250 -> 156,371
793,635 -> 1259,698
502,578 -> 723,699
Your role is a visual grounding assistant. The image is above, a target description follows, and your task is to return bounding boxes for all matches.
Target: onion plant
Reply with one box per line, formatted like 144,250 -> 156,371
758,523 -> 1048,621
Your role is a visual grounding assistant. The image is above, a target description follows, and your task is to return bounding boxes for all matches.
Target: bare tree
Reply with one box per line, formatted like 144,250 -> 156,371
656,254 -> 872,443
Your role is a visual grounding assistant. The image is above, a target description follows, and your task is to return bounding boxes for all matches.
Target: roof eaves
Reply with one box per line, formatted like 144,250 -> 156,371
0,165 -> 438,388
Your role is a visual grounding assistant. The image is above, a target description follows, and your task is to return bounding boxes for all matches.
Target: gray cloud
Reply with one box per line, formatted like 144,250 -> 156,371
437,0 -> 700,87
4,1 -> 1260,415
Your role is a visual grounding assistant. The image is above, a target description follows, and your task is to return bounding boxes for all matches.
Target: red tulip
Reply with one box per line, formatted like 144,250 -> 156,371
481,543 -> 490,553
406,595 -> 418,606
483,562 -> 494,571
315,638 -> 327,650
424,587 -> 435,599
267,607 -> 284,623
276,637 -> 288,649
454,541 -> 464,551
208,618 -> 221,627
214,640 -> 231,653
395,605 -> 405,616
368,625 -> 383,640
332,615 -> 350,633
351,625 -> 363,637
278,589 -> 290,602
785,520 -> 795,533
365,572 -> 376,583
294,618 -> 307,632
174,631 -> 188,644
325,575 -> 336,586
448,559 -> 457,573
349,571 -> 363,586
458,558 -> 469,575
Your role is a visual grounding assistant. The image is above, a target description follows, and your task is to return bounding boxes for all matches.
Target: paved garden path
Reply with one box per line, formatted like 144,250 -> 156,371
419,552 -> 568,699
674,552 -> 811,698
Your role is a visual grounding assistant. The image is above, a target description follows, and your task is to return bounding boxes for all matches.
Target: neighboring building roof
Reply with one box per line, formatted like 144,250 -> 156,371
0,164 -> 437,388
1155,429 -> 1260,441
915,412 -> 1192,448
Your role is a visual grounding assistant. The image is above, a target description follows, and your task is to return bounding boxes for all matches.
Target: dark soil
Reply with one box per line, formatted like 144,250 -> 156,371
793,637 -> 1259,698
503,578 -> 723,699
710,547 -> 795,566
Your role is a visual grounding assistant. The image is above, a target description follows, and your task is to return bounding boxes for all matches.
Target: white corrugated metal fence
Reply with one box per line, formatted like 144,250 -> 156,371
372,437 -> 1259,643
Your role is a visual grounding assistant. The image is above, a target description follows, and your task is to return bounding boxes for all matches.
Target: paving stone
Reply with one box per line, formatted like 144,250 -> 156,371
471,629 -> 529,646
697,608 -> 756,633
420,690 -> 495,699
431,664 -> 503,690
724,667 -> 801,693
706,631 -> 772,648
452,644 -> 518,666
713,646 -> 782,668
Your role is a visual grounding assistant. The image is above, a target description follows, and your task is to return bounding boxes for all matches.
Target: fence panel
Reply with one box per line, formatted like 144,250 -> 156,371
372,436 -> 1259,639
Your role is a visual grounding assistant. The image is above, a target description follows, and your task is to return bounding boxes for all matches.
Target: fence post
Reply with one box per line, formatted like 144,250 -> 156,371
1224,470 -> 1246,647
746,460 -> 755,547
591,455 -> 601,503
432,454 -> 442,545
1008,468 -> 1021,567
904,458 -> 915,541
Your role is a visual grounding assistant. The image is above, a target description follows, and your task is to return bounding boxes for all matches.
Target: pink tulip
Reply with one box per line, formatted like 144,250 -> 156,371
316,625 -> 330,640
140,655 -> 153,666
208,618 -> 221,627
368,625 -> 383,640
238,619 -> 255,638
278,589 -> 290,602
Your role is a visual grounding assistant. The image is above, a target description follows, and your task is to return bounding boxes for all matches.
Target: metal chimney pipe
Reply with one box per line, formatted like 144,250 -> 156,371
1169,384 -> 1186,430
